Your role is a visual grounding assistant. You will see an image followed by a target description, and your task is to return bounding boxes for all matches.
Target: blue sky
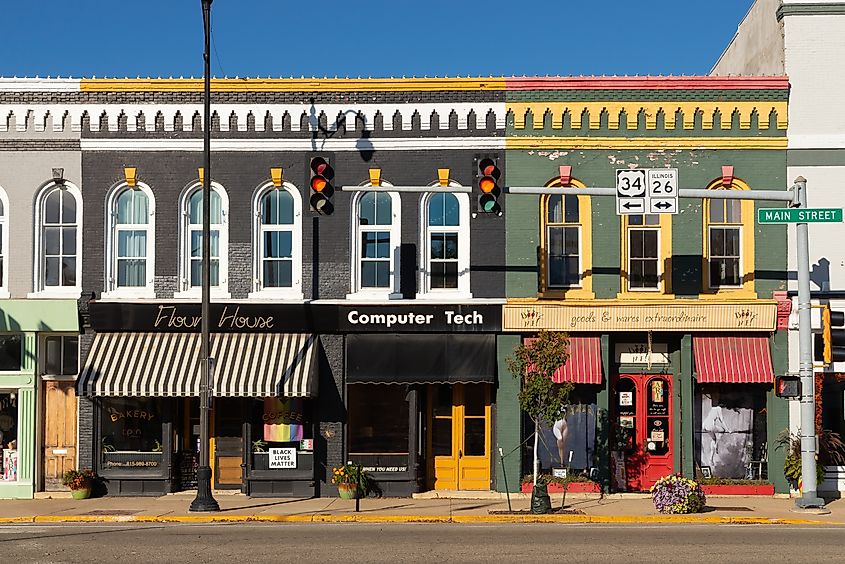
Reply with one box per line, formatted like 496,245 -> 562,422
1,1 -> 755,78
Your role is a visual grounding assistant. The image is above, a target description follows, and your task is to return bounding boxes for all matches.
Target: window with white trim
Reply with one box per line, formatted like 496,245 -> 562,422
34,182 -> 82,295
546,194 -> 581,288
419,191 -> 471,297
250,182 -> 302,298
626,214 -> 660,290
176,182 -> 229,297
105,183 -> 155,296
349,188 -> 401,298
707,199 -> 742,288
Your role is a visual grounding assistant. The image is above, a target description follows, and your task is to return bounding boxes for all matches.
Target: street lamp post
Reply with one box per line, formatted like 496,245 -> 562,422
190,0 -> 220,513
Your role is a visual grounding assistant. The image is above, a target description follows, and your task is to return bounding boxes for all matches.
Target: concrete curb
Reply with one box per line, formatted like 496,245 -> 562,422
0,514 -> 842,526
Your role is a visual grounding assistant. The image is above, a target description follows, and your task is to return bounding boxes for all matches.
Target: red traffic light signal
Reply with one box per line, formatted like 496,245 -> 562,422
477,157 -> 501,214
309,156 -> 334,214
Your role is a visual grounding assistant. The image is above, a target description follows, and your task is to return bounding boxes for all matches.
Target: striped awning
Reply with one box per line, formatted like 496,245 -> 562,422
78,332 -> 318,397
525,336 -> 603,385
693,335 -> 774,384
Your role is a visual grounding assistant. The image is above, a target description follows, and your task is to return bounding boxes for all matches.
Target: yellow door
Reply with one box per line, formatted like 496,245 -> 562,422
429,384 -> 491,491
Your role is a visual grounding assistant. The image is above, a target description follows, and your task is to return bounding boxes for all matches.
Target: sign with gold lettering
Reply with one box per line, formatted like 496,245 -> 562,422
503,302 -> 776,332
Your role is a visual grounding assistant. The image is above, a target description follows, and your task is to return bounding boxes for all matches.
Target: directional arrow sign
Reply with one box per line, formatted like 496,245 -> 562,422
616,169 -> 647,216
617,197 -> 645,215
649,198 -> 678,214
646,169 -> 678,215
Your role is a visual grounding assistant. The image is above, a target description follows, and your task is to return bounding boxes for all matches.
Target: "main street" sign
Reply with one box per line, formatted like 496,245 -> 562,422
758,207 -> 843,224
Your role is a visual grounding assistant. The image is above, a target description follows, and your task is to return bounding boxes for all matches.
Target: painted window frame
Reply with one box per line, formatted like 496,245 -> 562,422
619,213 -> 673,297
0,185 -> 9,299
249,181 -> 303,300
417,187 -> 471,299
102,181 -> 156,299
40,334 -> 79,379
347,183 -> 402,300
31,180 -> 83,298
173,181 -> 230,300
702,178 -> 755,297
539,179 -> 594,299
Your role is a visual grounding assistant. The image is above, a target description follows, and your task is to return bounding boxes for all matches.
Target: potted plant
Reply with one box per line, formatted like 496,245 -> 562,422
776,429 -> 845,491
62,469 -> 97,500
331,464 -> 370,499
651,474 -> 706,514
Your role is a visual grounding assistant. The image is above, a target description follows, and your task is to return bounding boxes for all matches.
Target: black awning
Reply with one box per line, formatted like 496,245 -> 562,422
346,334 -> 496,384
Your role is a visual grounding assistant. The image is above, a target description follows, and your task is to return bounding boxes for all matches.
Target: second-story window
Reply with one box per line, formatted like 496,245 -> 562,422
0,186 -> 8,297
349,187 -> 401,299
34,182 -> 82,295
626,214 -> 660,291
177,182 -> 229,297
420,191 -> 470,297
251,182 -> 302,298
546,194 -> 581,288
707,199 -> 742,288
106,183 -> 155,296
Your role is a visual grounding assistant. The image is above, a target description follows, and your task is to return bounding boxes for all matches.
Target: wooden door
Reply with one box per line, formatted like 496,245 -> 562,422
41,381 -> 77,490
429,384 -> 491,491
613,374 -> 673,491
213,398 -> 244,489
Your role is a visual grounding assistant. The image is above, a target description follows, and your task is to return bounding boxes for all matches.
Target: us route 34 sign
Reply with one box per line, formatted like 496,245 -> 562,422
616,168 -> 678,216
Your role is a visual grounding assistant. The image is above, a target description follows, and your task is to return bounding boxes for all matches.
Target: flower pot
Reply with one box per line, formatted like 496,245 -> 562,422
71,487 -> 91,500
337,483 -> 360,500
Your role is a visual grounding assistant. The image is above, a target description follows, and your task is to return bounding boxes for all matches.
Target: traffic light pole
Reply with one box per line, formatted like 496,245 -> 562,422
506,178 -> 825,509
793,176 -> 825,509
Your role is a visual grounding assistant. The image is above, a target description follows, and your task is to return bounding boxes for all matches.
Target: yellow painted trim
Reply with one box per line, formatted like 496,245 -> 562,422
437,168 -> 450,187
506,137 -> 787,150
80,78 -> 508,92
506,296 -> 777,307
507,101 -> 787,131
701,178 -> 756,297
369,168 -> 382,187
123,167 -> 137,187
619,213 -> 672,297
270,167 -> 283,187
197,168 -> 205,186
538,178 -> 595,299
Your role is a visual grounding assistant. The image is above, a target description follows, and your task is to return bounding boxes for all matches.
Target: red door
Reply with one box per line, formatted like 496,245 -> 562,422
613,374 -> 673,491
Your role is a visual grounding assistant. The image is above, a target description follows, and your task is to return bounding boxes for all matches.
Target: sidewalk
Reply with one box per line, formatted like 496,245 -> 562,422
1,492 -> 844,525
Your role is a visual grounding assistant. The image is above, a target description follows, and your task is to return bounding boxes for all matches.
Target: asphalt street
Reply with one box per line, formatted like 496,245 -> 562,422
0,522 -> 843,563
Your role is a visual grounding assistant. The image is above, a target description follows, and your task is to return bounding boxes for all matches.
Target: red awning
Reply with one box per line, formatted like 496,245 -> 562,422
693,335 -> 774,384
525,336 -> 603,385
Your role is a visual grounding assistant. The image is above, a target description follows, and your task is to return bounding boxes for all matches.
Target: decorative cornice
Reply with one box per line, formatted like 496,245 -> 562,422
505,136 -> 787,150
506,76 -> 790,90
79,136 -> 506,152
507,101 -> 787,131
777,3 -> 845,21
81,77 -> 508,92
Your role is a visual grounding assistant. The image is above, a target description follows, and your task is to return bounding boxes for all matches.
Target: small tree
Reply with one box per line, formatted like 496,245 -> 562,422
506,330 -> 573,486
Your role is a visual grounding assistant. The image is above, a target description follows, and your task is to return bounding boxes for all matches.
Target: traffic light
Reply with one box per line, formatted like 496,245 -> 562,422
309,156 -> 334,215
815,306 -> 845,364
476,157 -> 501,215
775,376 -> 801,398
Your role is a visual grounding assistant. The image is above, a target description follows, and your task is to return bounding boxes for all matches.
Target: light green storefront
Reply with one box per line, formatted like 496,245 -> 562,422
0,300 -> 78,499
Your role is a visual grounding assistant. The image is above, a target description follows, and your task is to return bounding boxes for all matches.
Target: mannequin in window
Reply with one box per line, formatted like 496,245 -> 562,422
553,410 -> 569,467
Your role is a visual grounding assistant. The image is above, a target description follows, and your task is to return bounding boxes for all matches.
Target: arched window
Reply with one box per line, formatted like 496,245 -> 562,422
250,182 -> 302,298
104,182 -> 155,297
419,190 -> 471,297
540,179 -> 593,298
703,178 -> 755,295
175,182 -> 229,298
0,185 -> 8,297
349,185 -> 401,298
34,181 -> 82,295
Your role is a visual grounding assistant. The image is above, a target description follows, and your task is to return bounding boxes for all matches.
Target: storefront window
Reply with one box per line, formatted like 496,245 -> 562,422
348,385 -> 409,469
250,398 -> 312,470
0,392 -> 19,481
534,389 -> 598,474
0,335 -> 22,371
694,384 -> 767,479
100,397 -> 163,470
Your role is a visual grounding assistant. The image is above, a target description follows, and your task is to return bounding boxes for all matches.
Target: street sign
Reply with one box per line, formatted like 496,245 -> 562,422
616,169 -> 646,215
758,207 -> 843,224
617,168 -> 678,215
647,168 -> 678,214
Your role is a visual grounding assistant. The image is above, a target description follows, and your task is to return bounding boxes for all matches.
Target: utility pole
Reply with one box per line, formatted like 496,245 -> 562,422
793,176 -> 825,509
190,0 -> 219,513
